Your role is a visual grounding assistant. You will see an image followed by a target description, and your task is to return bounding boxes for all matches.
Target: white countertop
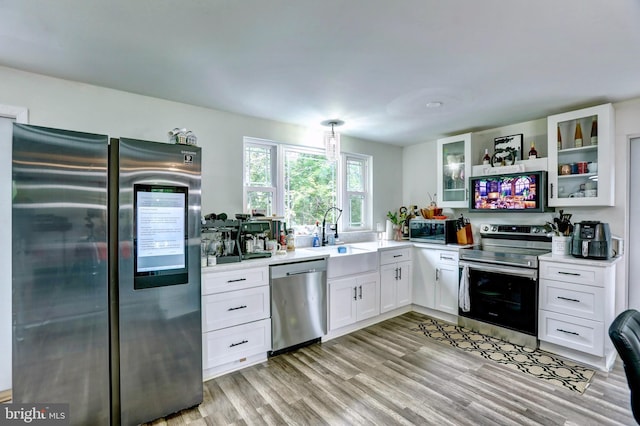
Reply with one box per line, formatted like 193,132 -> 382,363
201,239 -> 471,272
539,252 -> 623,267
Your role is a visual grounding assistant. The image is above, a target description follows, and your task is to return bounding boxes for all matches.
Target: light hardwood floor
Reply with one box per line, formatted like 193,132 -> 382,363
149,311 -> 635,425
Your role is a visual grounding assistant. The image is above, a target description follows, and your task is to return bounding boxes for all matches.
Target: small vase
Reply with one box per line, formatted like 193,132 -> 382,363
394,226 -> 403,241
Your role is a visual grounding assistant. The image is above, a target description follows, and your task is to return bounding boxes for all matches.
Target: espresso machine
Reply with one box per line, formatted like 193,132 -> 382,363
201,219 -> 242,264
240,220 -> 272,260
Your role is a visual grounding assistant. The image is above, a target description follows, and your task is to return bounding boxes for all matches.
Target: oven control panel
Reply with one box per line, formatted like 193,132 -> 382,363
479,223 -> 549,237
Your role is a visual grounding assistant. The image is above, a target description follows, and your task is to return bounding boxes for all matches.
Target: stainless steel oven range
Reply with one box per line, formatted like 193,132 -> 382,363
458,223 -> 551,348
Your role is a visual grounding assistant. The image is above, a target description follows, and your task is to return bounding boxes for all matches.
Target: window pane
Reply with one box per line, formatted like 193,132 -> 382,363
349,194 -> 364,227
284,149 -> 336,233
247,191 -> 273,216
245,145 -> 272,186
347,158 -> 364,192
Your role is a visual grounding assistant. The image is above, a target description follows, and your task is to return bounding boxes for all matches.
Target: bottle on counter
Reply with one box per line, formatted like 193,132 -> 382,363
482,149 -> 491,165
279,228 -> 287,247
312,221 -> 320,247
286,229 -> 295,251
574,120 -> 583,147
528,142 -> 537,160
590,116 -> 598,145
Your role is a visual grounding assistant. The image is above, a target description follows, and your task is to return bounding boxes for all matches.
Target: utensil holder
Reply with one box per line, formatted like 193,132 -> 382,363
552,235 -> 571,255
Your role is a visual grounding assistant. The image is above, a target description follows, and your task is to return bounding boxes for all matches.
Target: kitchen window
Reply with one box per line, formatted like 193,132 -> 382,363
243,138 -> 371,234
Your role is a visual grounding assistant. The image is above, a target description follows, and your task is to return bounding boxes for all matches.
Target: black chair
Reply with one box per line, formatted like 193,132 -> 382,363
609,309 -> 640,423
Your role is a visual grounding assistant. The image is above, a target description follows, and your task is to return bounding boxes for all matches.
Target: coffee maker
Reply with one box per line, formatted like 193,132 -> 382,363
240,220 -> 272,260
571,221 -> 612,259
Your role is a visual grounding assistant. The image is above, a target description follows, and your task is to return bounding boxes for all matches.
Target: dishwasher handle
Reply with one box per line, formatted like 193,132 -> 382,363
286,269 -> 318,276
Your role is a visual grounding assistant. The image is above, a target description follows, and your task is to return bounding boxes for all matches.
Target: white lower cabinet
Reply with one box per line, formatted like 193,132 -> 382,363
329,272 -> 380,331
201,266 -> 271,379
413,247 -> 459,315
434,251 -> 459,315
379,248 -> 412,313
538,256 -> 618,370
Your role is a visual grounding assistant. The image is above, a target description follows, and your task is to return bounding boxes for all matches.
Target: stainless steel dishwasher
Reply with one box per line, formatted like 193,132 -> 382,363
269,259 -> 327,355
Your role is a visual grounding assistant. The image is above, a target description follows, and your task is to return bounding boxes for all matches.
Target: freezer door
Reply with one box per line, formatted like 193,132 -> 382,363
12,124 -> 110,425
114,138 -> 202,425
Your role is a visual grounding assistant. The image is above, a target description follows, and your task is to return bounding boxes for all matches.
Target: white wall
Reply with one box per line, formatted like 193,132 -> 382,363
402,99 -> 640,316
0,65 -> 404,391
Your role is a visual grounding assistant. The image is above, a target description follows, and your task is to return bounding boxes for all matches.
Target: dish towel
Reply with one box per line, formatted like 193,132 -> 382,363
459,264 -> 470,312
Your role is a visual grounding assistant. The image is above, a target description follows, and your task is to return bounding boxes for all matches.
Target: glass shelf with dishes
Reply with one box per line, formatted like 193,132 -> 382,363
436,133 -> 473,208
547,103 -> 614,206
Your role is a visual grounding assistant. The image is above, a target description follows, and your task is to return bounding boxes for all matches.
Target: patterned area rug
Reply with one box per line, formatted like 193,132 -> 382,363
414,317 -> 595,394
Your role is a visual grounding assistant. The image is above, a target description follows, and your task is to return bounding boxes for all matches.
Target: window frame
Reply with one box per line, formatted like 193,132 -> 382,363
342,153 -> 371,232
243,137 -> 372,234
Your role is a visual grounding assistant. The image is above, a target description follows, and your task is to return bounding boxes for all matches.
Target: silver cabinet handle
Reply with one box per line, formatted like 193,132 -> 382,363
558,271 -> 581,276
557,296 -> 580,303
440,255 -> 454,261
228,305 -> 247,311
393,254 -> 403,258
557,328 -> 579,336
435,269 -> 439,281
398,267 -> 402,281
230,339 -> 248,347
394,267 -> 399,280
353,287 -> 357,301
359,285 -> 363,299
227,278 -> 247,283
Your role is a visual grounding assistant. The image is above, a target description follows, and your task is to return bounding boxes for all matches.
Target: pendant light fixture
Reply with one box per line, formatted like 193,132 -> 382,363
321,119 -> 344,161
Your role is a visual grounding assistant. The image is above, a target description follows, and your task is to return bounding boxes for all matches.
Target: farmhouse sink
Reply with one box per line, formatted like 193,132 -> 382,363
299,245 -> 378,279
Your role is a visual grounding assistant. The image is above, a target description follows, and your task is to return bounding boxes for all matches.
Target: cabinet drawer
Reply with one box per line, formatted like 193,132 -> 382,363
202,266 -> 269,295
203,286 -> 270,332
380,248 -> 412,265
436,250 -> 458,265
540,279 -> 604,321
539,261 -> 603,286
203,318 -> 271,369
539,310 -> 604,356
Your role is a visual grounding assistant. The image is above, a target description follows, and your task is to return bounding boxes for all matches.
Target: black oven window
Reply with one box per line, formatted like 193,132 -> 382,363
463,268 -> 538,335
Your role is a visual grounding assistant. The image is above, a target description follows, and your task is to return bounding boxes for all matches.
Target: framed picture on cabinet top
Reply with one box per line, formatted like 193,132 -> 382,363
494,133 -> 523,160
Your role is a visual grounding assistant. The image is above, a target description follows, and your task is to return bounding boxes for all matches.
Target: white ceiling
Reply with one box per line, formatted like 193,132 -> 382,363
2,0 -> 640,146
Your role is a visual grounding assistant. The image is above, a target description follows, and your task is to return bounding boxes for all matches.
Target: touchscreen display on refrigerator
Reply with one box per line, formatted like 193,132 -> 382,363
133,184 -> 189,289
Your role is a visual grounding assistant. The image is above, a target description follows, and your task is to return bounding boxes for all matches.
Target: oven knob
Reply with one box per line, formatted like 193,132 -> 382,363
532,227 -> 540,233
491,225 -> 497,232
482,225 -> 489,232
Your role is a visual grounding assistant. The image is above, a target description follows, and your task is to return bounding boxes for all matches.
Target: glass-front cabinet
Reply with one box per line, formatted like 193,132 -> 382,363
547,103 -> 615,207
437,133 -> 473,208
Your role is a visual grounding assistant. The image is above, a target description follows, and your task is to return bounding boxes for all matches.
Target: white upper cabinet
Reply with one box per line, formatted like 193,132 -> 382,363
547,103 -> 615,207
437,133 -> 473,208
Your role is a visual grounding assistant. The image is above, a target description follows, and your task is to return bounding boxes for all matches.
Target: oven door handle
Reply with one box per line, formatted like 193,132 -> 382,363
459,261 -> 538,280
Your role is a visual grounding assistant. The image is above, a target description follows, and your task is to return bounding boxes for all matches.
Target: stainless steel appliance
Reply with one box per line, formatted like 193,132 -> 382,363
12,124 -> 203,425
269,259 -> 327,355
240,220 -> 272,260
571,221 -> 613,259
409,218 -> 458,244
459,223 -> 551,347
202,219 -> 242,264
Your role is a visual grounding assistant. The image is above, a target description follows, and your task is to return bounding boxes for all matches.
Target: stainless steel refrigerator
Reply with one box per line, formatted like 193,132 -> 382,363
12,124 -> 203,425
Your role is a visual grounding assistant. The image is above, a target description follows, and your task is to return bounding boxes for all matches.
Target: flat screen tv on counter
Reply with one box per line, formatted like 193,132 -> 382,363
469,171 -> 548,212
